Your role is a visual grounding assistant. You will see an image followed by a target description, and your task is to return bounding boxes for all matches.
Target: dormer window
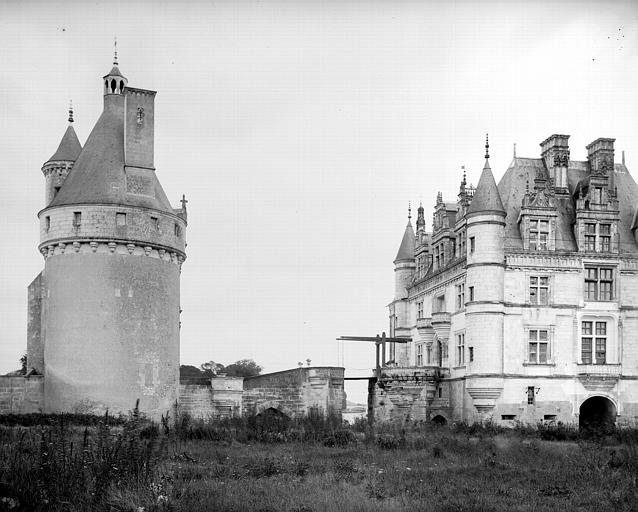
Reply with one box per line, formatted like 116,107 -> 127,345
529,219 -> 549,250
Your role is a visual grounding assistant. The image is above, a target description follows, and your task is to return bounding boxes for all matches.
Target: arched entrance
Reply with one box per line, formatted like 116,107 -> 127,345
431,415 -> 447,426
579,396 -> 616,433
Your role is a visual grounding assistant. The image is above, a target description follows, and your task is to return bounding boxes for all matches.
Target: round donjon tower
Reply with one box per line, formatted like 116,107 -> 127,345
37,52 -> 187,419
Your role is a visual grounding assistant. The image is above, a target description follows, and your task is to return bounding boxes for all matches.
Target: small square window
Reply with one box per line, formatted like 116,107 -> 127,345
116,212 -> 127,226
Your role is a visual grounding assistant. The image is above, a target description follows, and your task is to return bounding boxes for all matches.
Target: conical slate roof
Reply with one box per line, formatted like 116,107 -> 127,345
46,125 -> 82,163
467,159 -> 505,215
48,96 -> 174,214
394,220 -> 415,263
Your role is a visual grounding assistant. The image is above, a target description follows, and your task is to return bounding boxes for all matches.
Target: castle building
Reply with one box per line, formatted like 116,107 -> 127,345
26,52 -> 187,419
374,135 -> 638,428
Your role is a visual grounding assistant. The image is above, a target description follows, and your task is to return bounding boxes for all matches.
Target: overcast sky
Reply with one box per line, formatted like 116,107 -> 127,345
1,1 -> 637,403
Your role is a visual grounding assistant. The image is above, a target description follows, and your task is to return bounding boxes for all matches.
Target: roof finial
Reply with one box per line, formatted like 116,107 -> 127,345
462,164 -> 467,185
485,133 -> 490,159
113,36 -> 118,66
622,150 -> 625,166
68,100 -> 74,123
513,142 -> 517,158
408,201 -> 412,220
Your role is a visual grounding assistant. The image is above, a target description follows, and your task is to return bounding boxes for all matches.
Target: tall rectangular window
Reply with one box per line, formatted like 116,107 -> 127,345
468,286 -> 474,302
73,212 -> 81,227
45,216 -> 50,231
595,321 -> 607,364
470,237 -> 475,253
456,283 -> 465,310
456,333 -> 465,366
585,266 -> 614,301
174,223 -> 181,237
582,321 -> 593,364
528,329 -> 549,364
469,347 -> 474,362
600,224 -> 611,252
416,301 -> 424,319
426,345 -> 432,364
530,219 -> 550,250
416,344 -> 423,366
529,276 -> 549,305
527,386 -> 536,405
584,223 -> 596,251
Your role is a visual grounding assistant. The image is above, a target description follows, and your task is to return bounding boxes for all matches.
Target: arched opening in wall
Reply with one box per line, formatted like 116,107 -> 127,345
579,396 -> 616,433
256,407 -> 290,431
431,415 -> 447,426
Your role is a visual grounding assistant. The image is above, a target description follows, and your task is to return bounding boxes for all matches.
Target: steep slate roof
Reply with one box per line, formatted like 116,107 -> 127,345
394,220 -> 415,263
46,125 -> 82,163
467,160 -> 505,215
497,158 -> 638,254
49,92 -> 175,215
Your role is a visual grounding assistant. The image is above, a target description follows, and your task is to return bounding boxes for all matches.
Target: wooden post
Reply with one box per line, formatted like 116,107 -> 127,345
381,331 -> 386,367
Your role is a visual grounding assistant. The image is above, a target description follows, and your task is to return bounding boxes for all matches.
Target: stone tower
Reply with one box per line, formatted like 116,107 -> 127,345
31,52 -> 187,419
464,136 -> 506,417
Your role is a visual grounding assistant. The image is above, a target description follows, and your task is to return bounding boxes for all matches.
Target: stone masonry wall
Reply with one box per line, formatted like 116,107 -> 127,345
0,376 -> 44,413
243,367 -> 345,418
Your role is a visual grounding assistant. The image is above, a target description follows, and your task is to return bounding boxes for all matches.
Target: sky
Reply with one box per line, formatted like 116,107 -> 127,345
1,0 -> 637,404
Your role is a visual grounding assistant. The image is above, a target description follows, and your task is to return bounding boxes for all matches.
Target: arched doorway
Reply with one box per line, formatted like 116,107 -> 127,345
431,415 -> 447,426
579,396 -> 616,433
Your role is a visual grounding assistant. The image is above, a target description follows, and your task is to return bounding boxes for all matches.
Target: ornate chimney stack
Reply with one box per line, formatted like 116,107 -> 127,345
540,134 -> 570,192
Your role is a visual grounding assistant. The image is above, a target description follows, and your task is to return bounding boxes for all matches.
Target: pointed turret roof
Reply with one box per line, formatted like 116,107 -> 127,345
46,124 -> 82,163
467,135 -> 505,216
394,219 -> 415,263
48,59 -> 174,215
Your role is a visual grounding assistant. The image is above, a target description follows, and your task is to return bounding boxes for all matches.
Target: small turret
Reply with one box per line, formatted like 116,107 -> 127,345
464,135 -> 506,418
41,102 -> 82,205
103,40 -> 128,104
394,206 -> 416,300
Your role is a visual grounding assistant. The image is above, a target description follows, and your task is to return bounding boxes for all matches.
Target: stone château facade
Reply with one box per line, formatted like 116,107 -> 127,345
373,135 -> 638,429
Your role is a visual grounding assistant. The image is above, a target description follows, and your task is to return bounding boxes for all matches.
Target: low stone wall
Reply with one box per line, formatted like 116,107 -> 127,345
178,367 -> 346,420
179,376 -> 244,419
243,367 -> 345,418
0,376 -> 44,413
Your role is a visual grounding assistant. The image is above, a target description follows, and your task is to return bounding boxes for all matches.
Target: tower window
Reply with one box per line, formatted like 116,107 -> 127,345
111,79 -> 116,93
456,332 -> 465,366
469,237 -> 475,253
416,343 -> 423,366
469,347 -> 474,362
456,283 -> 465,310
468,286 -> 474,302
54,186 -> 61,197
174,223 -> 181,237
584,266 -> 614,301
151,216 -> 159,231
116,212 -> 127,226
45,216 -> 50,231
73,212 -> 81,227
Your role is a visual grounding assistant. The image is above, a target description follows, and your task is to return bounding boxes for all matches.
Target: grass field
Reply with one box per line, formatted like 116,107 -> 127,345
1,411 -> 637,511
